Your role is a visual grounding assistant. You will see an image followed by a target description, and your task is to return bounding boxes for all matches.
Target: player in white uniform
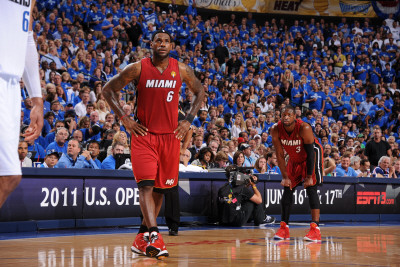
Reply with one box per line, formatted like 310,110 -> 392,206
0,0 -> 43,208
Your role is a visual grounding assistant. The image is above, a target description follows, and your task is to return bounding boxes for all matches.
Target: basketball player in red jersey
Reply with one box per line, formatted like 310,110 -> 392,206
270,106 -> 324,242
102,30 -> 204,259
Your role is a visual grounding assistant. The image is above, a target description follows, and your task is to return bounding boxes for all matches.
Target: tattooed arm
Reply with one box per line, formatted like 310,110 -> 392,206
102,62 -> 148,137
174,62 -> 205,140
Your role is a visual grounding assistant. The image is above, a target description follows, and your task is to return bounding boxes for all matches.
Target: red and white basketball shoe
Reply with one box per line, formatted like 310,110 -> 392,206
274,221 -> 290,240
131,232 -> 149,255
304,222 -> 321,242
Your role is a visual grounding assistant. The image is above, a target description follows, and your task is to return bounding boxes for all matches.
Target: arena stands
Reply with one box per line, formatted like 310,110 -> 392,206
22,0 -> 400,176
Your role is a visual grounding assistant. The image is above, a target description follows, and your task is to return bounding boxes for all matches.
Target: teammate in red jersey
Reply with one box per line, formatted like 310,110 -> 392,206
102,30 -> 204,259
270,106 -> 324,242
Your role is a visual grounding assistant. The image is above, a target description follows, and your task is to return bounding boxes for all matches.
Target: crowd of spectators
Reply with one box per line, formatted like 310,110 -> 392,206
18,0 -> 400,177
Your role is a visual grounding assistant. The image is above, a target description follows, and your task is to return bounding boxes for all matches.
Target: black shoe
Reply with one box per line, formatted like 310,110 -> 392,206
168,229 -> 178,236
263,215 -> 276,224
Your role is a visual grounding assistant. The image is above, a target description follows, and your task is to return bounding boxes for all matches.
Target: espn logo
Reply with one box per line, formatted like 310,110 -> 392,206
356,191 -> 395,205
165,179 -> 175,186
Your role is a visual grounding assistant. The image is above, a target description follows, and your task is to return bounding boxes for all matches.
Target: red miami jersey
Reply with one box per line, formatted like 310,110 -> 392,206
277,119 -> 319,163
135,57 -> 182,134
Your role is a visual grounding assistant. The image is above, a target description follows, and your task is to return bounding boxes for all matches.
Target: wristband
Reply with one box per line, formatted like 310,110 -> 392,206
120,114 -> 129,120
184,113 -> 195,124
252,186 -> 257,189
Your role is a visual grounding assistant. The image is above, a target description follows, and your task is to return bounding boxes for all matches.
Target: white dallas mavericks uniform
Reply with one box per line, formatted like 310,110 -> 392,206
0,0 -> 32,175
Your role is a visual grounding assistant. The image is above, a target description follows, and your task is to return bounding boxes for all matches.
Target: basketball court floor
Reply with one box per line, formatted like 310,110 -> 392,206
0,223 -> 399,266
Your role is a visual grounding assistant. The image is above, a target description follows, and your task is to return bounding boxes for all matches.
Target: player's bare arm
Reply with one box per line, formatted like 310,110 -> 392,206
102,62 -> 148,137
175,62 -> 205,140
23,0 -> 44,142
299,122 -> 316,188
271,124 -> 292,189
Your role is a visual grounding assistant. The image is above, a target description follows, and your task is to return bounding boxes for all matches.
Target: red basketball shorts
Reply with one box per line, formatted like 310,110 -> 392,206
131,132 -> 180,190
287,143 -> 324,188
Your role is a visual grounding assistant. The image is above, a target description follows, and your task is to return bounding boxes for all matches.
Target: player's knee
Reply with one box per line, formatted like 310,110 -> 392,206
306,185 -> 320,209
3,175 -> 21,192
138,185 -> 153,195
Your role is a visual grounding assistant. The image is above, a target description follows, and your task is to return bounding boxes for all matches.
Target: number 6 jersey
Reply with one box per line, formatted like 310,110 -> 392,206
135,57 -> 182,134
0,1 -> 32,78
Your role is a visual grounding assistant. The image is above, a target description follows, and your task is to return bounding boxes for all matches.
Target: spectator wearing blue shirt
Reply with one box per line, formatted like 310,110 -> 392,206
262,112 -> 275,133
45,0 -> 58,12
382,63 -> 396,85
102,142 -> 125,169
37,149 -> 60,168
87,4 -> 104,38
266,152 -> 281,174
177,21 -> 190,46
369,98 -> 386,114
354,59 -> 368,83
359,95 -> 374,119
368,60 -> 382,88
50,100 -> 65,121
42,111 -> 55,137
291,80 -> 303,107
192,110 -> 209,128
27,139 -> 46,160
240,143 -> 256,167
302,110 -> 316,128
22,98 -> 33,125
350,85 -> 362,105
270,73 -> 282,88
55,139 -> 99,169
46,127 -> 69,155
370,110 -> 388,129
223,97 -> 237,115
101,13 -> 114,39
208,91 -> 218,107
305,86 -> 325,112
335,154 -> 358,177
110,5 -> 122,26
341,87 -> 352,105
184,0 -> 197,17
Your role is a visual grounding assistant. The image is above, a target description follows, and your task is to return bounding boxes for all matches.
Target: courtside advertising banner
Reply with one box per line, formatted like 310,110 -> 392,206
156,0 -> 377,17
3,175 -> 398,222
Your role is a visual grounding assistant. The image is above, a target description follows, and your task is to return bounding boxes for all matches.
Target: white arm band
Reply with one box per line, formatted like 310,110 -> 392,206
22,31 -> 42,98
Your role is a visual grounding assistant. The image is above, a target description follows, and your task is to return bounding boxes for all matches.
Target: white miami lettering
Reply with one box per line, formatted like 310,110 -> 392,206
165,80 -> 173,88
281,139 -> 301,146
146,80 -> 155,87
158,80 -> 165,88
146,80 -> 176,88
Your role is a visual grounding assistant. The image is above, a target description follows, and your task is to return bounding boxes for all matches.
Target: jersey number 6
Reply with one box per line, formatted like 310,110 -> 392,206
22,11 -> 29,32
166,91 -> 174,102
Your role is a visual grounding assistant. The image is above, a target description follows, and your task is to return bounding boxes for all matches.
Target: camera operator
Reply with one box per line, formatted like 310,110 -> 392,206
217,155 -> 275,226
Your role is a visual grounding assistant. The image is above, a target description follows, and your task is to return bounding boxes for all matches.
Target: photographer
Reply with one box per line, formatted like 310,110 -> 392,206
217,155 -> 275,226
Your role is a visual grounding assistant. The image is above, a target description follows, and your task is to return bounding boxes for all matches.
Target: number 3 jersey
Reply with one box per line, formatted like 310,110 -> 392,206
136,57 -> 182,134
277,119 -> 319,163
0,1 -> 31,77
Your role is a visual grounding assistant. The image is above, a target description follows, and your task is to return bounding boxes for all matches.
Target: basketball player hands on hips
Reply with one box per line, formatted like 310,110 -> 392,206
0,0 -> 43,208
271,106 -> 324,242
120,114 -> 148,137
102,30 -> 204,259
